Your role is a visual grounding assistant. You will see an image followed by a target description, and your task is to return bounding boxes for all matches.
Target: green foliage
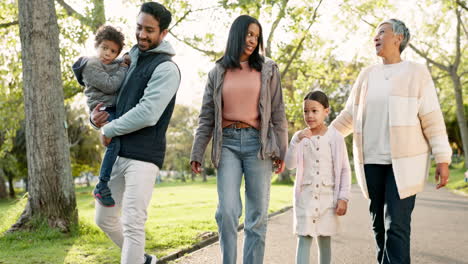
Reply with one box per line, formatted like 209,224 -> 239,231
0,0 -> 102,158
55,1 -> 100,99
66,102 -> 102,177
281,49 -> 365,134
0,103 -> 102,188
204,166 -> 216,176
219,0 -> 262,17
71,163 -> 98,178
160,0 -> 367,136
339,0 -> 395,31
164,104 -> 199,173
432,64 -> 468,154
0,154 -> 20,179
0,1 -> 23,158
0,0 -> 109,184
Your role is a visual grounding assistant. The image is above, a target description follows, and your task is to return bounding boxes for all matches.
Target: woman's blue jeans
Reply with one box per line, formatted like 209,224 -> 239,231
216,127 -> 273,264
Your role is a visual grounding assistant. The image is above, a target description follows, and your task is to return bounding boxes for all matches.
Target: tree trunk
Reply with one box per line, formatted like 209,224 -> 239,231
181,172 -> 186,182
0,169 -> 7,199
85,172 -> 91,187
277,169 -> 292,183
6,172 -> 16,199
191,170 -> 196,181
23,177 -> 28,193
202,167 -> 207,182
202,157 -> 207,182
11,0 -> 77,232
450,72 -> 468,168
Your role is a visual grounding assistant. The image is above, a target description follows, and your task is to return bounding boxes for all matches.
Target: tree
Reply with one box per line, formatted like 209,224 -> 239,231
67,103 -> 102,179
0,0 -> 110,202
10,0 -> 77,232
0,0 -> 23,159
164,104 -> 200,180
162,0 -> 328,182
0,154 -> 21,198
0,169 -> 7,199
408,2 -> 467,168
3,122 -> 29,198
56,0 -> 105,33
0,0 -> 108,167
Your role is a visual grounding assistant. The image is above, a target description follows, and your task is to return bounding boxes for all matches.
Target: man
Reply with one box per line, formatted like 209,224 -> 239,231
90,2 -> 180,264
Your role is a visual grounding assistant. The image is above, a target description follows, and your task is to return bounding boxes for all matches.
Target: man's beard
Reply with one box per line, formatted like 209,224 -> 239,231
137,37 -> 160,51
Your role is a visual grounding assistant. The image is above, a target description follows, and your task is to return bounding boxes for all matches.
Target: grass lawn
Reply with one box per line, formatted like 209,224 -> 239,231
0,177 -> 293,264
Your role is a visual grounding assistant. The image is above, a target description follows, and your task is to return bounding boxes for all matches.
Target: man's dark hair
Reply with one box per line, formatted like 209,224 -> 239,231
94,25 -> 125,53
304,90 -> 329,109
140,2 -> 172,31
217,15 -> 264,71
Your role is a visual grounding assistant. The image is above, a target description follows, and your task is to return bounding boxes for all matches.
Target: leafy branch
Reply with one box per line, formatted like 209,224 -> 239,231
0,21 -> 18,28
281,0 -> 324,77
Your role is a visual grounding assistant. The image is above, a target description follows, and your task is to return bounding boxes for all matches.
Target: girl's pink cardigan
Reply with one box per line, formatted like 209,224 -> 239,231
285,126 -> 351,204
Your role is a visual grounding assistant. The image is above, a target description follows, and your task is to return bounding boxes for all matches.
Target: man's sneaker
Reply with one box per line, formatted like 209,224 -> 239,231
93,183 -> 115,207
144,253 -> 157,264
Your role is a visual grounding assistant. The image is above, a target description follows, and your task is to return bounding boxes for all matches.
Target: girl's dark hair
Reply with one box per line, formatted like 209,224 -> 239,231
304,90 -> 329,108
217,15 -> 264,71
94,25 -> 125,53
140,2 -> 172,31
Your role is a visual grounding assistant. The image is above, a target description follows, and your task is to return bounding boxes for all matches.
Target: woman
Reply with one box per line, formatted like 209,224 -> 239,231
190,15 -> 288,264
331,19 -> 452,264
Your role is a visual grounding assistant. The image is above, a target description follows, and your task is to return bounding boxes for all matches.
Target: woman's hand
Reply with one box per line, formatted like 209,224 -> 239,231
191,161 -> 202,174
298,128 -> 312,141
336,199 -> 348,216
274,159 -> 285,174
435,163 -> 450,189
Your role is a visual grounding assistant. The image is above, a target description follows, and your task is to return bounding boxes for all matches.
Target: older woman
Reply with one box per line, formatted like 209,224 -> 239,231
331,19 -> 452,263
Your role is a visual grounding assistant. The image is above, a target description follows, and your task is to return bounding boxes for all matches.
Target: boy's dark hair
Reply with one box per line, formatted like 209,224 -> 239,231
217,15 -> 264,71
94,25 -> 125,53
140,2 -> 172,31
304,90 -> 329,108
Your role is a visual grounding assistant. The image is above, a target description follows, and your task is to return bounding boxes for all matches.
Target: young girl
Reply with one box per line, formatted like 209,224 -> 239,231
285,91 -> 351,264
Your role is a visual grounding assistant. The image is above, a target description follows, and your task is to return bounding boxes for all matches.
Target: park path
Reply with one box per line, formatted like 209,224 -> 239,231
171,184 -> 468,264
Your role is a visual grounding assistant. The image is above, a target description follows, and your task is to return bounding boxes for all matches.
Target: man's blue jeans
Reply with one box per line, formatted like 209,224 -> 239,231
216,127 -> 273,264
364,164 -> 416,264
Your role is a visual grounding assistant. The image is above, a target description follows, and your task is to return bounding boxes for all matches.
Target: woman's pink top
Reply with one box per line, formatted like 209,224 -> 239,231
222,62 -> 261,129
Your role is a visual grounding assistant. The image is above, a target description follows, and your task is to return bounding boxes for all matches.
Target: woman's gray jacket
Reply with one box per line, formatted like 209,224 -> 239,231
190,58 -> 288,168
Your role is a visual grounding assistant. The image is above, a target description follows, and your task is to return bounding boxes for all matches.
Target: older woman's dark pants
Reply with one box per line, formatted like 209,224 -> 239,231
364,164 -> 416,264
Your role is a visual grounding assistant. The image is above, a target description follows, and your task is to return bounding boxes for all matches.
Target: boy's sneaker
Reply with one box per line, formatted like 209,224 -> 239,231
144,253 -> 157,264
93,183 -> 115,207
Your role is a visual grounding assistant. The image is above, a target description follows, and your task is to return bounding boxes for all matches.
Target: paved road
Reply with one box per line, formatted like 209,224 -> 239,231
171,184 -> 468,264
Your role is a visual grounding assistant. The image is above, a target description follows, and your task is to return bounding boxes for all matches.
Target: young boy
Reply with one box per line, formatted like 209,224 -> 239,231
72,25 -> 129,207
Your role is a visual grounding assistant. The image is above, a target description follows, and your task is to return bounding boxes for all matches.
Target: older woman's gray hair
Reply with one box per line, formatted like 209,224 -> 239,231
378,19 -> 410,53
